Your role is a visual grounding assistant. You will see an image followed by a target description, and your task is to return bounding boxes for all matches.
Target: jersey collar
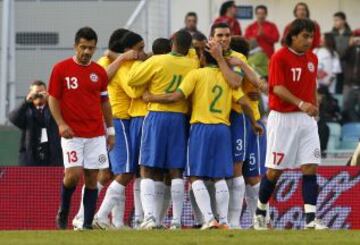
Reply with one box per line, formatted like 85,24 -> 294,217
170,51 -> 185,57
287,47 -> 305,56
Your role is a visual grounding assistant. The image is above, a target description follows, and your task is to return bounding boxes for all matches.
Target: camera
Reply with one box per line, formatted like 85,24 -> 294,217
32,93 -> 44,100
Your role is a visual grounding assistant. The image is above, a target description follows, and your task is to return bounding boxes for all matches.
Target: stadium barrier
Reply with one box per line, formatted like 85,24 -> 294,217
0,166 -> 359,230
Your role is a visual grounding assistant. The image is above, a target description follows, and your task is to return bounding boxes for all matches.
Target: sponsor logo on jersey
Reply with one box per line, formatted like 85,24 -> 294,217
307,62 -> 315,73
90,73 -> 99,82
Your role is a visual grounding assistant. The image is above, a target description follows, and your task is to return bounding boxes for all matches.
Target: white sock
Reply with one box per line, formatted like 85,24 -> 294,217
111,190 -> 125,228
205,180 -> 217,218
245,183 -> 260,221
192,180 -> 214,223
133,178 -> 143,223
160,184 -> 171,222
215,179 -> 230,225
96,181 -> 124,221
75,182 -> 104,220
189,187 -> 204,225
171,178 -> 184,225
154,181 -> 165,226
140,178 -> 155,219
227,176 -> 245,227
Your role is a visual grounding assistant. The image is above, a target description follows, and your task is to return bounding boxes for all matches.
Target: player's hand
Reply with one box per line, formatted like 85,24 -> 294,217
59,123 -> 75,139
107,135 -> 115,151
142,90 -> 153,103
299,102 -> 319,117
247,91 -> 260,101
226,56 -> 243,67
252,122 -> 264,135
206,41 -> 224,61
26,91 -> 36,102
121,50 -> 138,61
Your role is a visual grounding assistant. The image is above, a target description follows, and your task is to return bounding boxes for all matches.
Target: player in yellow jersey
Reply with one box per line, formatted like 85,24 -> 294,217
71,28 -> 140,230
142,48 -> 263,230
93,31 -> 147,230
209,22 -> 267,229
127,30 -> 198,229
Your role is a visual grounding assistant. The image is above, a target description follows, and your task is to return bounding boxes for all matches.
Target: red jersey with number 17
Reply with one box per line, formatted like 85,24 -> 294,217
48,57 -> 108,138
268,47 -> 318,112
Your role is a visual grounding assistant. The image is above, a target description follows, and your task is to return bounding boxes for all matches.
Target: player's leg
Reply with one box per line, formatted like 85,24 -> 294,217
153,168 -> 165,227
228,112 -> 247,228
159,173 -> 172,225
139,166 -> 157,229
56,137 -> 84,229
297,116 -> 326,229
166,113 -> 188,229
82,136 -> 109,229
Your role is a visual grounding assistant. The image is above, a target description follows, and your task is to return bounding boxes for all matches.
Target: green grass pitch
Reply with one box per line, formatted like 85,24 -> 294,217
0,230 -> 360,245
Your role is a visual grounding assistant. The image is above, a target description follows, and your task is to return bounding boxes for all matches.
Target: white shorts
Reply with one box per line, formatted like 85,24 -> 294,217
265,111 -> 321,170
61,136 -> 109,169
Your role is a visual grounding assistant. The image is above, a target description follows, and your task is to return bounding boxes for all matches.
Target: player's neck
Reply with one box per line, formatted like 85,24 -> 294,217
288,47 -> 305,56
170,51 -> 185,57
72,56 -> 92,66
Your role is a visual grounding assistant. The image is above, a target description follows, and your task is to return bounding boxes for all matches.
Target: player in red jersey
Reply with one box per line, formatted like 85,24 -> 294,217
48,27 -> 114,230
254,19 -> 328,230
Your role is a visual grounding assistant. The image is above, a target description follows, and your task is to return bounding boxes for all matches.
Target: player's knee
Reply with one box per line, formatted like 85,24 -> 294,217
140,166 -> 155,179
115,173 -> 134,186
266,169 -> 282,182
98,169 -> 112,185
301,164 -> 317,175
233,162 -> 243,177
169,168 -> 183,179
63,168 -> 82,186
245,176 -> 261,186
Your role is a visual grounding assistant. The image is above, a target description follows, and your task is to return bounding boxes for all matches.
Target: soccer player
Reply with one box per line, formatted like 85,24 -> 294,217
71,28 -> 136,230
127,30 -> 198,229
254,19 -> 327,230
49,27 -> 114,230
93,31 -> 146,229
142,44 -> 263,229
209,22 -> 266,229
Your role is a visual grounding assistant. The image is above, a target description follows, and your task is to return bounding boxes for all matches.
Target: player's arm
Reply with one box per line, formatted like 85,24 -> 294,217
101,98 -> 115,150
48,96 -> 75,139
105,50 -> 138,80
237,95 -> 264,135
227,56 -> 268,93
273,85 -> 318,116
127,58 -> 156,87
208,41 -> 243,89
142,90 -> 184,104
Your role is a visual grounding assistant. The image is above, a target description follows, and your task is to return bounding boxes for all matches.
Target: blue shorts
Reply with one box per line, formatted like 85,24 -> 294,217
230,111 -> 247,162
140,111 -> 187,169
129,117 -> 144,173
243,119 -> 267,177
109,119 -> 133,175
186,124 -> 233,178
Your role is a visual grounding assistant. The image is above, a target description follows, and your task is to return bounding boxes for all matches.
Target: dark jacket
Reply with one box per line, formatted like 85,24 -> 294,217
343,44 -> 360,86
8,100 -> 62,166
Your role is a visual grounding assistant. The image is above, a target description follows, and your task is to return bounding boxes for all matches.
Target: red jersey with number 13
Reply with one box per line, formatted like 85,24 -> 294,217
268,47 -> 318,112
48,57 -> 108,138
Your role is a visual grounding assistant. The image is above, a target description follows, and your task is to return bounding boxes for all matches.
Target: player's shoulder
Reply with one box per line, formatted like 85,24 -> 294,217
53,57 -> 73,69
229,50 -> 247,61
97,56 -> 111,68
272,47 -> 289,60
90,61 -> 107,78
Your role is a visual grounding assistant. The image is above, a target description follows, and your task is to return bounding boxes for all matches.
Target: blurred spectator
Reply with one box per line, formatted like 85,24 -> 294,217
181,12 -> 205,37
213,1 -> 241,35
313,33 -> 342,93
8,80 -> 62,166
245,5 -> 279,58
317,87 -> 342,156
281,2 -> 321,49
343,31 -> 360,89
248,39 -> 269,79
342,87 -> 360,123
332,12 -> 352,94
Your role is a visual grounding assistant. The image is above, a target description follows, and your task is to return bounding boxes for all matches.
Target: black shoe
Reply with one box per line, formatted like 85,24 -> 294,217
56,208 -> 69,230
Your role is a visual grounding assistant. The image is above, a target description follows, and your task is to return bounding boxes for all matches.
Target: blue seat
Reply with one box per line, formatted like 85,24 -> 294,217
341,123 -> 360,140
340,139 -> 358,150
327,122 -> 341,150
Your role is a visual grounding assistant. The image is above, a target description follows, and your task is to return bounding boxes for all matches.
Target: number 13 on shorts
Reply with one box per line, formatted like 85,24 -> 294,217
272,152 -> 284,165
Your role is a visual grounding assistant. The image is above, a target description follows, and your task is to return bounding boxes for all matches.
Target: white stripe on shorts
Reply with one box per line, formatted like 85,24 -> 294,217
120,120 -> 130,172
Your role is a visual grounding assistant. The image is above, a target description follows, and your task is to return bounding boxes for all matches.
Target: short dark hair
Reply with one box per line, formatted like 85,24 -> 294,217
185,12 -> 197,20
75,27 -> 98,44
334,11 -> 346,20
192,32 -> 207,42
210,22 -> 230,37
255,5 -> 268,14
31,80 -> 46,88
203,49 -> 218,66
230,36 -> 250,57
220,1 -> 235,16
293,2 -> 310,18
152,38 -> 171,55
285,19 -> 315,46
108,28 -> 129,52
173,30 -> 193,55
120,31 -> 143,50
323,32 -> 336,57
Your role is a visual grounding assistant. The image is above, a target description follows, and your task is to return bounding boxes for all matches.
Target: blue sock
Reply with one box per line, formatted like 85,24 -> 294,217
83,188 -> 98,228
60,183 -> 76,212
256,175 -> 277,216
302,175 -> 318,223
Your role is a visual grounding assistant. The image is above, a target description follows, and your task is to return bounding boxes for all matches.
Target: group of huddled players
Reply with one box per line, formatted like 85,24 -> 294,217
50,19 -> 327,231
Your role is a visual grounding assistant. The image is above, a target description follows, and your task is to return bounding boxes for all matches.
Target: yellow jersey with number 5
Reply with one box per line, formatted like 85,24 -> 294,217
127,52 -> 198,114
178,66 -> 245,125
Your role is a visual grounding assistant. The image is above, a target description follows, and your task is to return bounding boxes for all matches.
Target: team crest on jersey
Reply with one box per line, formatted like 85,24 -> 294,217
307,62 -> 315,73
90,73 -> 99,82
313,148 -> 321,159
98,154 -> 107,164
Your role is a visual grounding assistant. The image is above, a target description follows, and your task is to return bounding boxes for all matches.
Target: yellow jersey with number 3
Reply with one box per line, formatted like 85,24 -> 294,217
127,52 -> 198,114
228,50 -> 261,120
178,66 -> 245,125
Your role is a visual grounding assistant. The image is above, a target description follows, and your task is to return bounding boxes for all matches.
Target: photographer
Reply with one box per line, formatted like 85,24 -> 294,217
8,80 -> 62,166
